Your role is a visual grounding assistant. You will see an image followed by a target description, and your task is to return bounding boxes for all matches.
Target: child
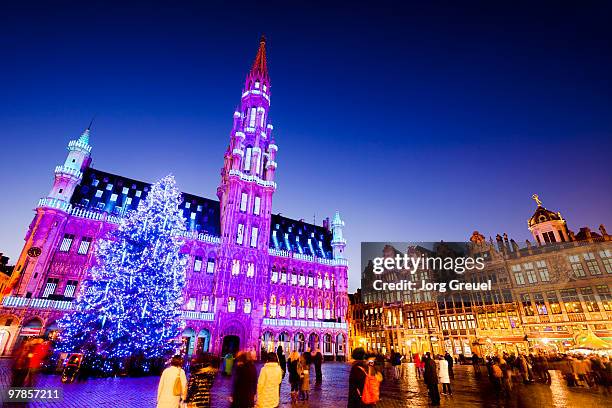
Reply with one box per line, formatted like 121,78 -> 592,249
299,354 -> 310,400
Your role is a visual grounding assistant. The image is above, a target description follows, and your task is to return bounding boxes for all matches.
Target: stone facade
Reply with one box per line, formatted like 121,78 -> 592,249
348,200 -> 611,358
0,37 -> 349,359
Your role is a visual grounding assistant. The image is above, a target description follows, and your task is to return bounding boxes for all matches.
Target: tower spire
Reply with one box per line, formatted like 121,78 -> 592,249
246,35 -> 269,89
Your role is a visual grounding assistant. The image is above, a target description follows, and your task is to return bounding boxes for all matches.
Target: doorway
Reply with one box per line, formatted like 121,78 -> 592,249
222,335 -> 240,356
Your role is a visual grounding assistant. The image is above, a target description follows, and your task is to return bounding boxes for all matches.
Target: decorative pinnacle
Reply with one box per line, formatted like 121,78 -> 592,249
249,34 -> 269,82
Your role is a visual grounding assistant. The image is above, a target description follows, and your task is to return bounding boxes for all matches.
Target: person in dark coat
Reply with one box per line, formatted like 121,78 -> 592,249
423,352 -> 440,406
312,347 -> 323,384
276,346 -> 286,380
444,352 -> 454,379
185,355 -> 217,408
347,347 -> 367,408
231,351 -> 258,408
287,351 -> 301,403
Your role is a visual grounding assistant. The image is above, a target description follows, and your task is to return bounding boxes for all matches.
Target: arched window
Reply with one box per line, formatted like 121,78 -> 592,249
269,295 -> 277,318
227,297 -> 236,313
324,334 -> 332,354
243,298 -> 252,314
244,145 -> 253,171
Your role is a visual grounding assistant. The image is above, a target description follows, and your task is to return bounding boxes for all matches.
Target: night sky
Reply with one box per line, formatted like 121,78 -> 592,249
1,1 -> 611,292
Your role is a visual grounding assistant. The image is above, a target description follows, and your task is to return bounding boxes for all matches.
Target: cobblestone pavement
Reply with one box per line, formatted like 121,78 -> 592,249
1,359 -> 610,407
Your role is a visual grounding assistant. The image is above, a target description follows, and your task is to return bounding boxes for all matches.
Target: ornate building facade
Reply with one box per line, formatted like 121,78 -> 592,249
348,197 -> 611,358
0,37 -> 349,359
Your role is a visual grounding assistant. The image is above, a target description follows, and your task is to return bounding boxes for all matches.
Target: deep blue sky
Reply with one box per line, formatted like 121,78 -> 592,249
1,1 -> 611,291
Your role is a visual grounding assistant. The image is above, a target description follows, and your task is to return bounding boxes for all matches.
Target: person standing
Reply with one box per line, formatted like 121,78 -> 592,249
276,346 -> 286,381
313,347 -> 323,384
231,352 -> 258,408
287,351 -> 301,403
299,353 -> 311,400
255,352 -> 283,408
185,355 -> 217,408
413,353 -> 422,379
438,355 -> 452,395
157,355 -> 187,408
423,352 -> 440,406
347,347 -> 368,408
391,352 -> 402,380
444,352 -> 454,380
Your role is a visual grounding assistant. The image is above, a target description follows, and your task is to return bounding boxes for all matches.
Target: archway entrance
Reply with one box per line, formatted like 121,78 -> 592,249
222,335 -> 240,356
308,333 -> 319,352
196,329 -> 210,355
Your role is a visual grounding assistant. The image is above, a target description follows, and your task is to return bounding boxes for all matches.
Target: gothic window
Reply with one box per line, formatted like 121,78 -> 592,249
583,253 -> 602,275
299,273 -> 306,287
533,293 -> 548,314
290,297 -> 297,318
232,259 -> 240,276
185,298 -> 196,310
279,298 -> 286,317
536,260 -> 550,281
246,262 -> 255,278
248,108 -> 257,128
228,297 -> 236,313
523,263 -> 537,284
253,196 -> 261,215
193,256 -> 203,272
42,278 -> 59,298
271,266 -> 278,283
244,146 -> 253,171
77,237 -> 92,255
512,264 -> 525,285
240,193 -> 248,212
206,258 -> 215,274
201,296 -> 210,312
521,293 -> 535,316
596,285 -> 611,311
600,250 -> 612,273
250,227 -> 258,248
568,255 -> 586,278
244,299 -> 252,314
237,224 -> 245,245
546,291 -> 562,314
63,280 -> 78,298
59,234 -> 75,252
560,289 -> 583,313
269,295 -> 277,318
581,287 -> 599,312
324,334 -> 332,354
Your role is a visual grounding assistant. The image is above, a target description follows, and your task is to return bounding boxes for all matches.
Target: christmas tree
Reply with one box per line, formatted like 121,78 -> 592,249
58,175 -> 187,360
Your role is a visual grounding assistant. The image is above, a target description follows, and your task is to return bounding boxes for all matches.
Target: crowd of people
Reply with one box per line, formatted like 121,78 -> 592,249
157,346 -> 327,408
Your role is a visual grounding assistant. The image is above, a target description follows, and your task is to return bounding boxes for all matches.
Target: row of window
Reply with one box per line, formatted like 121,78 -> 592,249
240,193 -> 261,215
236,224 -> 258,247
511,251 -> 612,285
42,278 -> 78,299
59,234 -> 92,255
521,285 -> 612,315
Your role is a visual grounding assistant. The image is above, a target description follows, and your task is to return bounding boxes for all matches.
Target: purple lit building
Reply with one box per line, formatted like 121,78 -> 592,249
0,37 -> 349,359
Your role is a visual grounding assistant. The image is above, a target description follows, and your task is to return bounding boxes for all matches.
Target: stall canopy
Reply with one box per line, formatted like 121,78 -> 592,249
571,330 -> 612,351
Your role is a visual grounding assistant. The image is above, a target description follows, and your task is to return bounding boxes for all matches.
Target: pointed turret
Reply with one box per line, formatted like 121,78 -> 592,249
39,125 -> 93,212
331,211 -> 346,259
245,35 -> 269,90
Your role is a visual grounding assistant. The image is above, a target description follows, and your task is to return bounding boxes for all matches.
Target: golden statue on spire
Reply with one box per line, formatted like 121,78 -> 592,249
532,194 -> 542,207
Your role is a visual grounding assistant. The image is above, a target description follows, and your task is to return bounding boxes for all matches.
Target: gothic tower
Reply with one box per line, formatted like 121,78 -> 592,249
6,127 -> 92,298
214,36 -> 278,353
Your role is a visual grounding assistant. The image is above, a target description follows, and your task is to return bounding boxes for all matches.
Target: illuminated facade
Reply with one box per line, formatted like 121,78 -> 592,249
0,37 -> 349,359
348,198 -> 611,357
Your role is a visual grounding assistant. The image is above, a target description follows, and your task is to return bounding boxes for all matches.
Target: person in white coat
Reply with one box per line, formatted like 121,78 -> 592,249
438,355 -> 452,395
157,355 -> 187,408
256,352 -> 283,408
